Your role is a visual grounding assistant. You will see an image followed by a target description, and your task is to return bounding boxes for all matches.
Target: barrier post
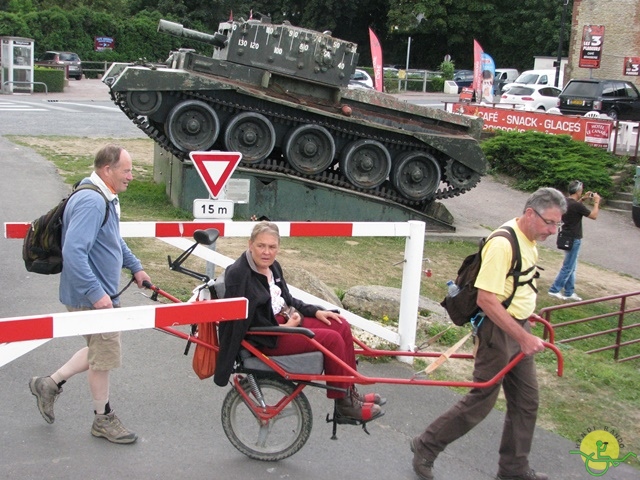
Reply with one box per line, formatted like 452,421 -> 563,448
397,220 -> 425,363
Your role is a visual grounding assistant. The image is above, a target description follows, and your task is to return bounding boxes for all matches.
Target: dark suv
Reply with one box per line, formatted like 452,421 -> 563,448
453,70 -> 474,93
38,51 -> 83,80
558,79 -> 640,121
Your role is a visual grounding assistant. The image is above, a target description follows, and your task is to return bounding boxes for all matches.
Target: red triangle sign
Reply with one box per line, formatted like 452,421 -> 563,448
189,151 -> 243,198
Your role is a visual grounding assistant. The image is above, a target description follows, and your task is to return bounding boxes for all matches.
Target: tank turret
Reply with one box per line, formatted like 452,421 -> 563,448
104,17 -> 487,209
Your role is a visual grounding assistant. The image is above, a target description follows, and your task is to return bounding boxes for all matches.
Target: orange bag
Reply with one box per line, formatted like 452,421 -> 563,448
192,321 -> 218,380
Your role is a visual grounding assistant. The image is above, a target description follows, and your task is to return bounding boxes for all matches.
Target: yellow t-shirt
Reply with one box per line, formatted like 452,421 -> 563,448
474,219 -> 538,320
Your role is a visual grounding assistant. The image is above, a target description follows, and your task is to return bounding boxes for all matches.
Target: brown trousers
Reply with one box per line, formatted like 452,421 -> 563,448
417,317 -> 539,477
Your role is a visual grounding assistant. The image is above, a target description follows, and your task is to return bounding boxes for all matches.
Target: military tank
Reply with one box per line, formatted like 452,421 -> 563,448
103,16 -> 487,209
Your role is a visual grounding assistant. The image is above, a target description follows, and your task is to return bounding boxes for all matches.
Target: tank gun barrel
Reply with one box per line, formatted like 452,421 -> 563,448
158,19 -> 227,48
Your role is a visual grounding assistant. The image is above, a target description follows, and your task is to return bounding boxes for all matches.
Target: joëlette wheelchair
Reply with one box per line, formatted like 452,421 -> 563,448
143,228 -> 564,462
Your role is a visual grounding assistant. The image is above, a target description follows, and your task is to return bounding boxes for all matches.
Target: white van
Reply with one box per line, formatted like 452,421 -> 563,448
502,69 -> 562,93
495,68 -> 519,94
495,68 -> 519,84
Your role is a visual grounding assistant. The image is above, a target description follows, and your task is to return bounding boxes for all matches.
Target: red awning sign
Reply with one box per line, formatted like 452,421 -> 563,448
189,151 -> 243,198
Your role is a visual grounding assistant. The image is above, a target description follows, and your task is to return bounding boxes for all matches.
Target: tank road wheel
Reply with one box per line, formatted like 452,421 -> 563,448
339,139 -> 392,189
284,125 -> 336,174
126,91 -> 162,116
223,112 -> 276,164
444,158 -> 481,190
166,100 -> 220,152
221,377 -> 313,461
391,151 -> 442,201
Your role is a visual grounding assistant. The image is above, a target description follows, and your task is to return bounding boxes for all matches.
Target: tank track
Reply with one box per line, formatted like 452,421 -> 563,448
111,89 -> 481,211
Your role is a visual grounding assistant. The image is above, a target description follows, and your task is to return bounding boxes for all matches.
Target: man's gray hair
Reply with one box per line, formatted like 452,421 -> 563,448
568,180 -> 583,195
523,187 -> 567,214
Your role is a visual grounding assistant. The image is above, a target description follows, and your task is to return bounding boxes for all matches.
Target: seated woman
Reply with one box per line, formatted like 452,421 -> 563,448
214,221 -> 385,423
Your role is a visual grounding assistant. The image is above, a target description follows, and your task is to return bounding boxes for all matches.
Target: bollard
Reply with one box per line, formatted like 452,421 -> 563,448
632,165 -> 640,228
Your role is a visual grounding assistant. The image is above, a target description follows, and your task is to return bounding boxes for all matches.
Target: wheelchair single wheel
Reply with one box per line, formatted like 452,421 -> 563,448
221,376 -> 313,461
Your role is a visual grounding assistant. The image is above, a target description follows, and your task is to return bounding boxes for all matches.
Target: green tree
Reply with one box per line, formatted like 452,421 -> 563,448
0,11 -> 31,36
385,0 -> 572,71
24,7 -> 71,54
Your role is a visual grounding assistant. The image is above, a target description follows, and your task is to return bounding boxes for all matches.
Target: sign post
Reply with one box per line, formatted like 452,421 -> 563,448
190,151 -> 242,219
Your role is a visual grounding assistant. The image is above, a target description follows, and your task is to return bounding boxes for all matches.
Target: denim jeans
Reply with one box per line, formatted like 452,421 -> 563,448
549,238 -> 582,296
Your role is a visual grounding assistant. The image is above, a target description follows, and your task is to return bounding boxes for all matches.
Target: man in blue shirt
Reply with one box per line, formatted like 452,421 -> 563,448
29,144 -> 151,444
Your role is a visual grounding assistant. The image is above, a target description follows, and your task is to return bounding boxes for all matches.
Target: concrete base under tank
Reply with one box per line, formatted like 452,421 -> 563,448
153,145 -> 455,232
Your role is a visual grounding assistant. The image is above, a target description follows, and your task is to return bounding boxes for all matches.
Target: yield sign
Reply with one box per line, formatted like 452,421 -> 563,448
189,151 -> 243,198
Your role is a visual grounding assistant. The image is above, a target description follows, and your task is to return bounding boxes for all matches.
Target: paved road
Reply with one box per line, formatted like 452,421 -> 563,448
0,80 -> 638,479
436,177 -> 640,281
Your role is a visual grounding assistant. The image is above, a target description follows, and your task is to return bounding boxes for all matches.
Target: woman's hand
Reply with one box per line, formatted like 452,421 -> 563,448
281,308 -> 302,327
315,310 -> 345,325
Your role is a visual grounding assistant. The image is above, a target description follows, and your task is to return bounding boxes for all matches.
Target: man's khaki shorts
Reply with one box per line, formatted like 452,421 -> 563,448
67,306 -> 122,371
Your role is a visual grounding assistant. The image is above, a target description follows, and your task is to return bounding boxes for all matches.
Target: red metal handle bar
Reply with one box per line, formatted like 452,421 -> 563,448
146,283 -> 564,388
238,330 -> 564,388
143,282 -> 183,304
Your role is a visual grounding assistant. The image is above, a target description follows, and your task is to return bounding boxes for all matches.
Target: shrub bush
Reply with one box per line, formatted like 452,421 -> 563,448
439,60 -> 454,80
429,76 -> 445,92
481,130 -> 624,197
33,67 -> 65,92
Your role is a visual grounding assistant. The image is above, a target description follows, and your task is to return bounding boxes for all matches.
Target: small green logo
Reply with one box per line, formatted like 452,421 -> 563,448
570,428 -> 637,476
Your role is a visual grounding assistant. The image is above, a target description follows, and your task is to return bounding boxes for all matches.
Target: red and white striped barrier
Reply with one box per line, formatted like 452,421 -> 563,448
5,221 -> 412,240
4,220 -> 425,365
1,298 -> 248,367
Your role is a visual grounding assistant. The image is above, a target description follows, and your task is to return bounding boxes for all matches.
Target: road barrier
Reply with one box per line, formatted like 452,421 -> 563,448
3,220 -> 426,365
0,298 -> 248,367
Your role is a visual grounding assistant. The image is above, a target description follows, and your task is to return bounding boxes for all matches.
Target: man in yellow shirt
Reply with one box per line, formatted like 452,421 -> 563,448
411,187 -> 566,480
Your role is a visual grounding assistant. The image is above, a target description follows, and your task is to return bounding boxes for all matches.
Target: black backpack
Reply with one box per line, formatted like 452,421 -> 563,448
22,184 -> 109,275
440,226 -> 538,326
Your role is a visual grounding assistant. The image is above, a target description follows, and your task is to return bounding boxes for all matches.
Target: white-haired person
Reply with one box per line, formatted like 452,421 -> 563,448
214,221 -> 385,423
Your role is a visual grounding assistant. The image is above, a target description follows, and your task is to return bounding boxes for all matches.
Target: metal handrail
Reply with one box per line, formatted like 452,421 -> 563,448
539,290 -> 640,362
2,80 -> 48,94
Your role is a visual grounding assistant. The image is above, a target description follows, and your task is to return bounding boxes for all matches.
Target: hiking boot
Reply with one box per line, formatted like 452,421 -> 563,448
29,376 -> 62,424
335,394 -> 383,422
564,293 -> 582,302
91,412 -> 137,444
547,291 -> 565,301
497,469 -> 549,480
410,437 -> 434,480
350,386 -> 387,406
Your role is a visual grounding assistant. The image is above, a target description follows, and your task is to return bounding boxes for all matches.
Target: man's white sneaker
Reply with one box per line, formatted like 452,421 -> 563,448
564,293 -> 582,301
548,291 -> 565,300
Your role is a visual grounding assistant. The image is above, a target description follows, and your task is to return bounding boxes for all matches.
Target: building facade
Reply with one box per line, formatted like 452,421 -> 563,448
566,0 -> 640,87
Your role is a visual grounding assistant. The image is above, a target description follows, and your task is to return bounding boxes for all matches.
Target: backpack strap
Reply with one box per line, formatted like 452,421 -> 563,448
483,225 -> 537,310
71,183 -> 110,227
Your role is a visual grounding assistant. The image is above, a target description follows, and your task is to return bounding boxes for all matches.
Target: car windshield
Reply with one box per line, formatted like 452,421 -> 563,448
563,82 -> 599,96
514,73 -> 539,84
507,86 -> 534,96
59,53 -> 78,62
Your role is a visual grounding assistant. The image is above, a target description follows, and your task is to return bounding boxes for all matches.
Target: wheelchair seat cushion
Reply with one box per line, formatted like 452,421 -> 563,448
239,349 -> 324,375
